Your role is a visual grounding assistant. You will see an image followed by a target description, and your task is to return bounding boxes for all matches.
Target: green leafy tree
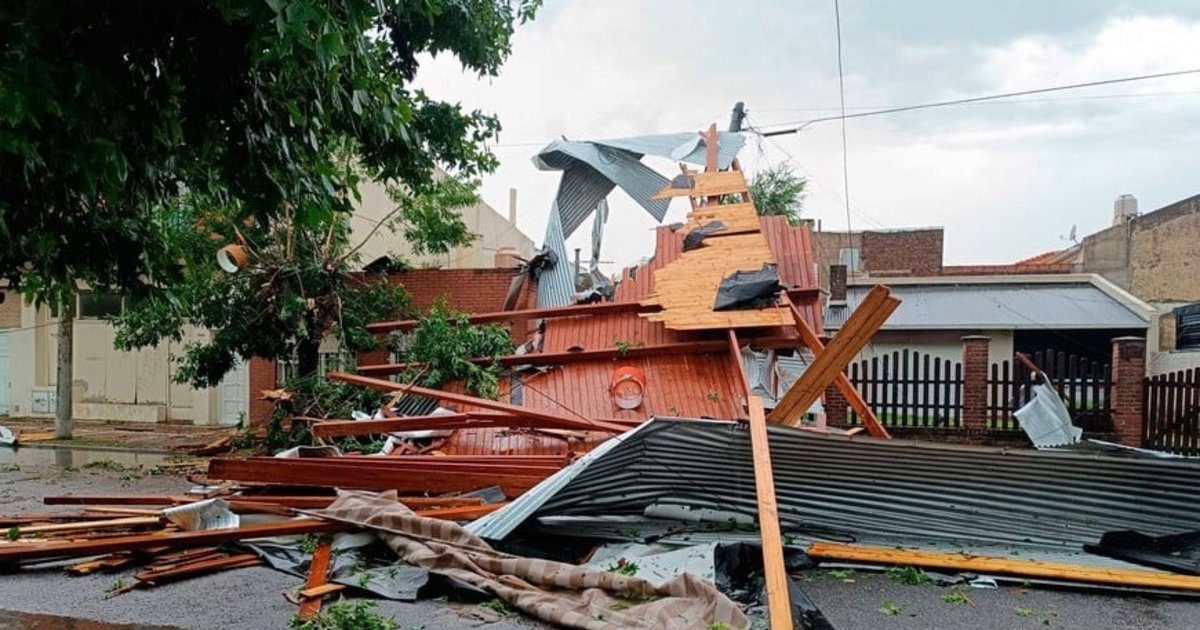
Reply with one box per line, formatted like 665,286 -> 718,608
390,299 -> 515,400
749,162 -> 807,225
113,175 -> 484,388
0,0 -> 540,434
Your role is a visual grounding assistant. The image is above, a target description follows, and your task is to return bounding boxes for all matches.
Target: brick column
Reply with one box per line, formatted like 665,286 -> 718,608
824,383 -> 848,426
829,264 -> 848,303
961,336 -> 990,442
1110,336 -> 1146,447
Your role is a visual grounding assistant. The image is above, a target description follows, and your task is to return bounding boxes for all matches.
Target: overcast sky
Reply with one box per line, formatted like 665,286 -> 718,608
414,1 -> 1200,269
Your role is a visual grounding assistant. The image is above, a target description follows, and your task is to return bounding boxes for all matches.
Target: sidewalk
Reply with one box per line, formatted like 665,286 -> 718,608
0,417 -> 233,452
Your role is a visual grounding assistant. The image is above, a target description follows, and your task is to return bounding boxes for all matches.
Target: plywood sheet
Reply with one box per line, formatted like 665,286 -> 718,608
651,171 -> 750,200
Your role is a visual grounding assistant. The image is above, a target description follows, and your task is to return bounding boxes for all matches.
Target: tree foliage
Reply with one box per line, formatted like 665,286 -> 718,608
749,162 -> 807,225
0,0 -> 540,305
391,300 -> 514,400
111,178 -> 484,388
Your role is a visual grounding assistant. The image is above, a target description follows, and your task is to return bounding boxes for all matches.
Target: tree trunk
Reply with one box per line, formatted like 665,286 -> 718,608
55,295 -> 76,439
296,328 -> 321,381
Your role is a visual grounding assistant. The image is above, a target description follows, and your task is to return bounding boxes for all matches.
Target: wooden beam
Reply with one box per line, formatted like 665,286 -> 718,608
727,329 -> 753,410
0,518 -> 343,563
784,300 -> 891,439
767,286 -> 900,425
298,542 -> 333,620
207,458 -> 550,496
366,301 -> 657,333
326,372 -> 627,434
356,340 -> 729,376
746,396 -> 793,630
12,516 -> 162,536
807,542 -> 1200,592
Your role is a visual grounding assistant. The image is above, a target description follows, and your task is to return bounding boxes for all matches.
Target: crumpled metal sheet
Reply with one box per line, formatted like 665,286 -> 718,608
470,419 -> 1200,549
1014,382 -> 1083,448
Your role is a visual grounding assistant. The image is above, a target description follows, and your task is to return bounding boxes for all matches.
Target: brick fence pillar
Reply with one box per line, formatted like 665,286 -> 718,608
961,336 -> 990,442
1110,336 -> 1146,447
824,383 -> 848,426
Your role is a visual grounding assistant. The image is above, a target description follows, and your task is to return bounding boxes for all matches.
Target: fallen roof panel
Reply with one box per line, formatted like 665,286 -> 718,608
469,419 -> 1200,547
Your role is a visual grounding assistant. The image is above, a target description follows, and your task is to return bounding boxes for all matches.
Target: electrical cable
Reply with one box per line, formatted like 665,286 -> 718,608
754,67 -> 1200,136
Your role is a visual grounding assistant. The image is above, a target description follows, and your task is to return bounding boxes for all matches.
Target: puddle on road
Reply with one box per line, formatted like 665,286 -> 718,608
0,446 -> 168,470
0,611 -> 185,630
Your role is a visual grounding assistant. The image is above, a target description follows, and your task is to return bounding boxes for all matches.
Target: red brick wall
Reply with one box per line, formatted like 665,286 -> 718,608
248,357 -> 278,424
1110,337 -> 1146,446
861,229 -> 943,276
960,335 -> 990,439
389,268 -> 530,314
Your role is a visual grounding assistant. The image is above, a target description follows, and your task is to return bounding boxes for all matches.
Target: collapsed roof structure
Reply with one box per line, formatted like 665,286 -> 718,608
8,126 -> 1200,630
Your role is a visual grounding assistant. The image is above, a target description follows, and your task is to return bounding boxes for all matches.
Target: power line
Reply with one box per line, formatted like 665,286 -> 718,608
756,68 -> 1200,136
751,89 -> 1200,114
832,0 -> 855,311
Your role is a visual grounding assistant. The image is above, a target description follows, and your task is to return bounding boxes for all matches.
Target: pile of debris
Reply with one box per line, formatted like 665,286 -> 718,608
5,127 -> 1200,630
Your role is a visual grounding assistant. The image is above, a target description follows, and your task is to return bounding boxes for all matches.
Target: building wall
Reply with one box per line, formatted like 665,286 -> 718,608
854,330 -> 1014,367
351,179 -> 535,270
0,289 -> 19,328
861,228 -> 944,277
9,301 -> 215,423
811,228 -> 944,288
1081,194 -> 1200,302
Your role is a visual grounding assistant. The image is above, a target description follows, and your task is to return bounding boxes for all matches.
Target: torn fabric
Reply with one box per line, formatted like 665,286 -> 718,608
313,490 -> 748,630
1014,381 -> 1082,448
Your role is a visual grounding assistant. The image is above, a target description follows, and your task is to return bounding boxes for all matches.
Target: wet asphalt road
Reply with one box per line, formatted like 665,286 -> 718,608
2,455 -> 1199,629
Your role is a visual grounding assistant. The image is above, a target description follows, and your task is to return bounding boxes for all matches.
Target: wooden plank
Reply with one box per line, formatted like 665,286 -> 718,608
12,516 -> 162,536
727,329 -> 752,409
366,300 -> 656,333
746,396 -> 792,630
207,459 -> 549,496
326,372 -> 627,434
298,542 -> 333,620
300,583 -> 346,599
356,340 -> 729,376
784,300 -> 890,438
134,553 -> 261,585
651,171 -> 750,200
768,286 -> 901,425
807,541 -> 1200,592
0,518 -> 343,563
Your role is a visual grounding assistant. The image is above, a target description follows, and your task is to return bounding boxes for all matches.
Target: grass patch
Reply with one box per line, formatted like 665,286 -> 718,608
884,565 -> 932,586
290,600 -> 396,630
827,568 -> 855,580
942,589 -> 970,606
879,600 -> 902,616
479,598 -> 514,616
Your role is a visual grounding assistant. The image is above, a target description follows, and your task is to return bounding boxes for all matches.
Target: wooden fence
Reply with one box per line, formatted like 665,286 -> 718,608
846,349 -> 963,428
986,349 -> 1113,433
1144,368 -> 1200,456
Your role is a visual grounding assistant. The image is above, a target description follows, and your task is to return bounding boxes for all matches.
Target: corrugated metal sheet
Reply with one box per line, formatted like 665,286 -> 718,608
535,205 -> 575,308
826,283 -> 1150,330
534,142 -> 670,238
519,353 -> 743,422
471,419 -> 1200,547
587,132 -> 746,170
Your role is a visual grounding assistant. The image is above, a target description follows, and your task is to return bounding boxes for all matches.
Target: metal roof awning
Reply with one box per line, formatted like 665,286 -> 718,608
826,282 -> 1150,331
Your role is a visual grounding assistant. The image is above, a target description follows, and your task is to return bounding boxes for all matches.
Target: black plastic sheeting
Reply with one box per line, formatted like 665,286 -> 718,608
1085,530 -> 1200,575
683,221 -> 727,252
526,247 -> 559,279
713,264 -> 783,311
714,543 -> 835,630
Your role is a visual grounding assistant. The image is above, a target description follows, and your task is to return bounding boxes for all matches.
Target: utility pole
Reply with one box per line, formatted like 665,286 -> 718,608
728,101 -> 747,132
55,292 -> 75,439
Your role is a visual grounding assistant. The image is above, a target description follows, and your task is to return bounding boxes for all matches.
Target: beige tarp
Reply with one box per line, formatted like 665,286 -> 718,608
314,490 -> 749,630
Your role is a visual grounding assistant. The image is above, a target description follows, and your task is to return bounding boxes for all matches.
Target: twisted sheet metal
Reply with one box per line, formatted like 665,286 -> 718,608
471,419 -> 1200,549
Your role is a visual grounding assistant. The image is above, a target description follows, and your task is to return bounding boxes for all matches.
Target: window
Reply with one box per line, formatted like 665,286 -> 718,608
1175,303 -> 1200,351
78,292 -> 124,319
276,350 -> 355,384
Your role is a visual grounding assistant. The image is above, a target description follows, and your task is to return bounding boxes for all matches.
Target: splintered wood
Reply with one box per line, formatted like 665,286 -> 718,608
642,170 -> 791,331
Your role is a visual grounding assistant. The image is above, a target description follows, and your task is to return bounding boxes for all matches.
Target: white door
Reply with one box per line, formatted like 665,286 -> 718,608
0,335 -> 9,415
216,359 -> 248,426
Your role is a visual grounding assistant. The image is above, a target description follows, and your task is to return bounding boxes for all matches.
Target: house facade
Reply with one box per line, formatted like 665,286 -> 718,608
0,187 -> 533,424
